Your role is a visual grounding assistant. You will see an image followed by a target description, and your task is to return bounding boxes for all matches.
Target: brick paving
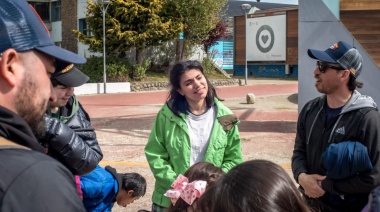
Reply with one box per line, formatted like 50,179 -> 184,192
77,79 -> 299,212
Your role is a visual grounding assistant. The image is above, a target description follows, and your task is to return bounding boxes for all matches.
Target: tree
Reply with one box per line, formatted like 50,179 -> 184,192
74,0 -> 182,64
165,0 -> 228,61
202,20 -> 227,55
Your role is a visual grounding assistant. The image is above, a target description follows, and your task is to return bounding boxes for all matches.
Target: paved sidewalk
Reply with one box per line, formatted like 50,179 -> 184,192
78,79 -> 298,119
77,79 -> 299,212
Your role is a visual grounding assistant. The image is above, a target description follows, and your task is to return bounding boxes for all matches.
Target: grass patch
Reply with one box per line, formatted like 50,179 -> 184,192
141,69 -> 228,82
143,71 -> 169,82
207,70 -> 230,79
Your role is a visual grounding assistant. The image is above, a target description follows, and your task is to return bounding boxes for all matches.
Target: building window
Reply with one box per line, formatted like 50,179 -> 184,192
29,2 -> 50,22
79,18 -> 92,36
51,0 -> 61,22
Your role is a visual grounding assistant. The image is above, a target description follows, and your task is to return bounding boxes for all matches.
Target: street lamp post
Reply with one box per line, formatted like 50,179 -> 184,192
241,3 -> 251,85
99,0 -> 110,93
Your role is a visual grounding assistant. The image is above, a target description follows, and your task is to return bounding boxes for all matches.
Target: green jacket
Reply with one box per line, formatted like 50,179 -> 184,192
145,98 -> 243,207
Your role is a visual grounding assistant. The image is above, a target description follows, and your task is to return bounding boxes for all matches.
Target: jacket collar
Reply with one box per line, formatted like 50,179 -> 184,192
0,106 -> 44,152
105,165 -> 122,191
318,90 -> 378,114
59,95 -> 80,123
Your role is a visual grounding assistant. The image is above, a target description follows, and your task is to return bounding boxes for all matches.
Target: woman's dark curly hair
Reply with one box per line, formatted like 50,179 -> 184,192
167,60 -> 218,116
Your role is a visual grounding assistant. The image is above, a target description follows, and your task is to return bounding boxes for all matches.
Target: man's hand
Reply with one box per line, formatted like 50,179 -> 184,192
298,173 -> 326,198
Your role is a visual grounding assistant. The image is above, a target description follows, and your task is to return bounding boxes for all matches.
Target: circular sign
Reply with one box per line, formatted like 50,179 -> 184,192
256,25 -> 275,53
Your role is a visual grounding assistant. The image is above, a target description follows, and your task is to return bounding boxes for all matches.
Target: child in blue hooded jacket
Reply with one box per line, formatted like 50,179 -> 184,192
80,165 -> 146,212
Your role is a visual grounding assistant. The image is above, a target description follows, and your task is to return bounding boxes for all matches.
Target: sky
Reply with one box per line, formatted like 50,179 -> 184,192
259,0 -> 298,5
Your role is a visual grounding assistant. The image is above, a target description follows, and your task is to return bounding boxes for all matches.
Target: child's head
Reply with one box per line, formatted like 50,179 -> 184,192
201,160 -> 309,212
167,162 -> 225,212
116,172 -> 147,208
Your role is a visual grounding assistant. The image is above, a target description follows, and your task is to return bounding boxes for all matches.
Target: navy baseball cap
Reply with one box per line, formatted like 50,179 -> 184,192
0,0 -> 86,64
308,41 -> 363,78
51,61 -> 89,87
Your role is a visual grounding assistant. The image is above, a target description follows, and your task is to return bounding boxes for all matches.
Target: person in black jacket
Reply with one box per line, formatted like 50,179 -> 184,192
0,0 -> 86,211
39,62 -> 103,176
292,41 -> 380,212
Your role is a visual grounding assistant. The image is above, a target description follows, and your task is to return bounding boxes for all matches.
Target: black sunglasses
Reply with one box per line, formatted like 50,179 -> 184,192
316,61 -> 345,73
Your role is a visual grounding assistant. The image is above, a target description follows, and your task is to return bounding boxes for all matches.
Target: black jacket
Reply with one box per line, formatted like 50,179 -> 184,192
0,106 -> 85,211
292,91 -> 380,211
41,96 -> 103,175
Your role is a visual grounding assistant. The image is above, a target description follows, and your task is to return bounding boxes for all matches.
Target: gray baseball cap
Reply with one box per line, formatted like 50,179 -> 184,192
308,41 -> 363,78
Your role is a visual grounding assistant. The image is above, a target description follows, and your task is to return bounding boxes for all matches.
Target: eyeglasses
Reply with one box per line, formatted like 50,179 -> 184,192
316,61 -> 345,73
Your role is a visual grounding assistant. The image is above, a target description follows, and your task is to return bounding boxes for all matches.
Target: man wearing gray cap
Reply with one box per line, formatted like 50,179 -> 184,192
292,41 -> 380,211
0,0 -> 86,211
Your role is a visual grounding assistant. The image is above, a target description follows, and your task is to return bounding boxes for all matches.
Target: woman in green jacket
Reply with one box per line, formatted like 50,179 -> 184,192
145,60 -> 243,211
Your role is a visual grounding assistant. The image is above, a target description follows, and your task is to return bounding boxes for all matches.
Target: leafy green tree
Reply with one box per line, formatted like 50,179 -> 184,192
74,0 -> 182,64
165,0 -> 228,61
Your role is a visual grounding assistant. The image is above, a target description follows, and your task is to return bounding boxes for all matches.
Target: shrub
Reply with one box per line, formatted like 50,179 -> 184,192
130,59 -> 151,81
106,57 -> 131,82
202,56 -> 217,75
77,56 -> 103,83
78,56 -> 131,83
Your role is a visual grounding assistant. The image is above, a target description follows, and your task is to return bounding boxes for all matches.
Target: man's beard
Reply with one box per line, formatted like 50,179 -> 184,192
16,73 -> 48,139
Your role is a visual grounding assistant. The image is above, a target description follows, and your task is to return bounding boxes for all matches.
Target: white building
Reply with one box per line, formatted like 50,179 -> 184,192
28,0 -> 96,58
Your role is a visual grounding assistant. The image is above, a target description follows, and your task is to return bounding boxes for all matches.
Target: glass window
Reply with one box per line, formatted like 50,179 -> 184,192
29,2 -> 50,22
51,0 -> 61,22
79,18 -> 91,36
